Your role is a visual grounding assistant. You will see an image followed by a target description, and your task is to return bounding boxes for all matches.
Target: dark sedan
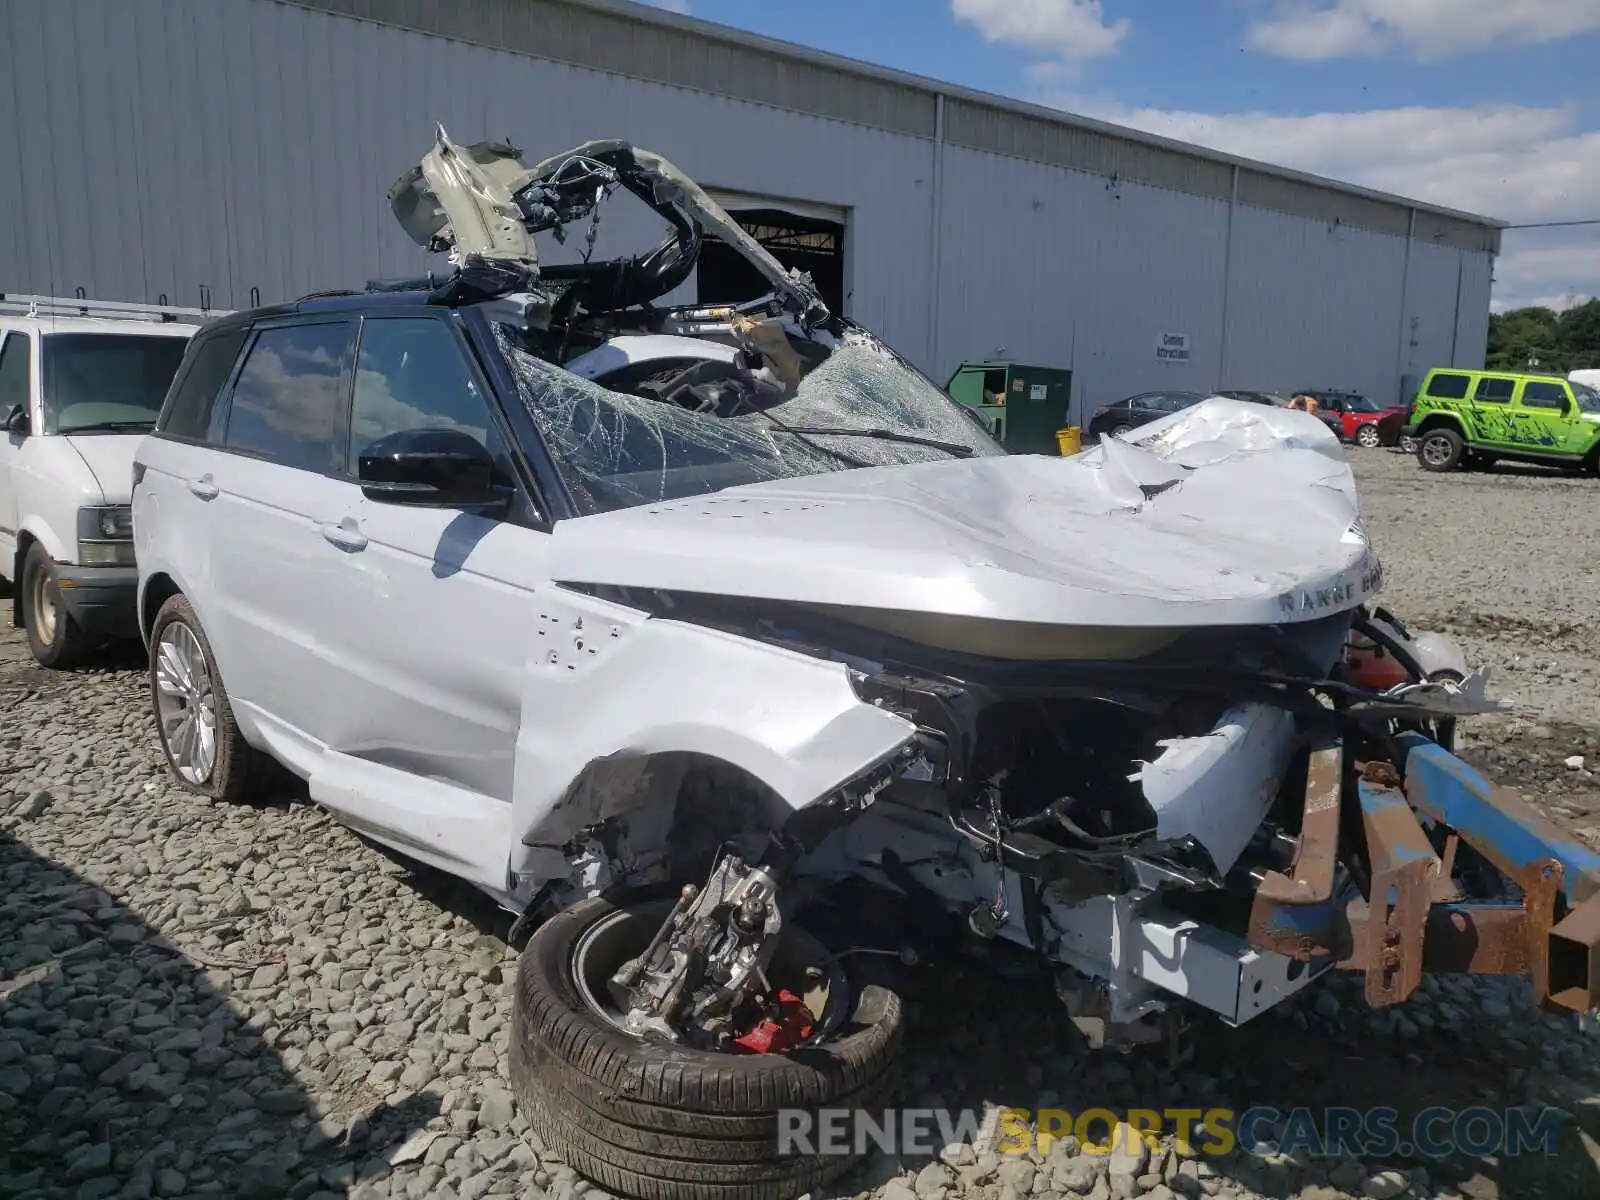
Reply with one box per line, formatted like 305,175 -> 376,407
1216,389 -> 1290,407
1086,390 -> 1207,441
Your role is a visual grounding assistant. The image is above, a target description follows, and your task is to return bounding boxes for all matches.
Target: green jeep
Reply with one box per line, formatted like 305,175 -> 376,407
1404,367 -> 1600,474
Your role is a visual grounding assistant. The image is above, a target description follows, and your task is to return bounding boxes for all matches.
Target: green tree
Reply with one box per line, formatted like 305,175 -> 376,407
1557,298 -> 1600,370
1487,306 -> 1562,371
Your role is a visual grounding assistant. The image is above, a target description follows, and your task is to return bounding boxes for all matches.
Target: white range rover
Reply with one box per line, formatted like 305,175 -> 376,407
130,131 -> 1548,1200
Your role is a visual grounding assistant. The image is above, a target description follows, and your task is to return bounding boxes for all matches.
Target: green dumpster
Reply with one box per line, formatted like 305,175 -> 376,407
945,361 -> 1073,455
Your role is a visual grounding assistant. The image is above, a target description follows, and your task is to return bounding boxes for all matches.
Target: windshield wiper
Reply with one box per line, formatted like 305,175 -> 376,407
764,424 -> 977,458
63,420 -> 156,434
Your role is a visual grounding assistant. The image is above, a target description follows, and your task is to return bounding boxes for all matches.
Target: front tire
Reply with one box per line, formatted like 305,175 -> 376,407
510,896 -> 905,1200
1418,428 -> 1464,472
21,543 -> 90,669
1356,424 -> 1382,449
148,593 -> 253,802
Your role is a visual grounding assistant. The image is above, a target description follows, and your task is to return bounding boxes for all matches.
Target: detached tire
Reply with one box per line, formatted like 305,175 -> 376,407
1417,428 -> 1464,472
510,896 -> 905,1200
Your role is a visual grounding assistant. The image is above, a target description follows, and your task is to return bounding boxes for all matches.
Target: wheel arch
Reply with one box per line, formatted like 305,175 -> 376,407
139,570 -> 183,648
1415,412 -> 1467,438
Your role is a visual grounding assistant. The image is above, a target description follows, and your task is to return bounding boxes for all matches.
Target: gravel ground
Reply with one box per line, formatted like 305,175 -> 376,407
2,448 -> 1599,1200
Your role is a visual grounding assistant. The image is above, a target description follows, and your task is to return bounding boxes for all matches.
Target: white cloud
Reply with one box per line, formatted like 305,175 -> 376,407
951,0 -> 1130,65
1059,97 -> 1600,309
1246,0 -> 1600,60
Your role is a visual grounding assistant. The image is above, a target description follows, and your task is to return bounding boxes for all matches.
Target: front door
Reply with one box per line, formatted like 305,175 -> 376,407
304,312 -> 546,891
1512,379 -> 1576,453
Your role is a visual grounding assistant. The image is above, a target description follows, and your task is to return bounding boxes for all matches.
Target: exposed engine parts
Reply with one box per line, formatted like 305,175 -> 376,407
609,854 -> 793,1048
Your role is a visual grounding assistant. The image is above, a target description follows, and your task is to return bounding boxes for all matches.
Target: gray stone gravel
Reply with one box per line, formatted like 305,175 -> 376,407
1,448 -> 1598,1200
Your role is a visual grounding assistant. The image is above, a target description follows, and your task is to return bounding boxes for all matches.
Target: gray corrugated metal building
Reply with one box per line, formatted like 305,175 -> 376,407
0,0 -> 1502,420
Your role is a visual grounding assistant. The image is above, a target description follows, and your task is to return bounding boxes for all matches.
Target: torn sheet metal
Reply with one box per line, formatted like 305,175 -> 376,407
1132,702 -> 1297,876
539,395 -> 1383,629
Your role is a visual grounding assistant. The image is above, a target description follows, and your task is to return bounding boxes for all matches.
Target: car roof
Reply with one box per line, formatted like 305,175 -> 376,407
1430,366 -> 1567,382
198,288 -> 438,337
0,315 -> 199,338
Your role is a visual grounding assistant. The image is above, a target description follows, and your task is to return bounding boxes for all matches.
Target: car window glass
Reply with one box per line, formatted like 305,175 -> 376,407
224,322 -> 354,473
349,318 -> 493,467
1520,381 -> 1569,411
1474,377 -> 1513,403
0,333 -> 30,417
41,334 -> 190,433
161,329 -> 248,441
1426,373 -> 1470,399
1575,383 -> 1600,415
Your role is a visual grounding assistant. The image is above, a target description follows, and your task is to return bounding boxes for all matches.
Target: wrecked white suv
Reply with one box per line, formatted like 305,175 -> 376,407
131,131 -> 1600,1200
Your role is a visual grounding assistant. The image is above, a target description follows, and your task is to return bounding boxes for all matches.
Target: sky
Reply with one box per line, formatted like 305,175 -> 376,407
638,0 -> 1600,313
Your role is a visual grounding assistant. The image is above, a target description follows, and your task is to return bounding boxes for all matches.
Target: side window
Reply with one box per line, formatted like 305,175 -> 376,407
348,318 -> 498,469
1474,376 -> 1514,404
224,322 -> 355,473
1426,373 -> 1471,400
0,332 -> 32,416
160,328 -> 249,440
1520,381 -> 1570,412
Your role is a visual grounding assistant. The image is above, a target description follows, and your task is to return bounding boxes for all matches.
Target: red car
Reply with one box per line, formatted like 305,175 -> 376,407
1297,389 -> 1408,448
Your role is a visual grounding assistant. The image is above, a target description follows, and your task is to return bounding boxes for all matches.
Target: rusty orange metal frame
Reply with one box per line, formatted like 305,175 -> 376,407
1245,731 -> 1600,1014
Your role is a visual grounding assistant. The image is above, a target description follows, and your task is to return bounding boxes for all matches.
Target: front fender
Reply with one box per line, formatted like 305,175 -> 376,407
509,614 -> 917,880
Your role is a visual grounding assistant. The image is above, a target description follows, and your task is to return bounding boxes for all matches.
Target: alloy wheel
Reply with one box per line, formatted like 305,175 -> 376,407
154,622 -> 218,783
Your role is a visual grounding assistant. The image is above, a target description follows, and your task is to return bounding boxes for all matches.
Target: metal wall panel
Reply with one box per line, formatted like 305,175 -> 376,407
291,0 -> 937,138
944,101 -> 1235,201
1222,206 -> 1408,403
0,0 -> 1492,404
933,146 -> 1231,423
0,0 -> 937,360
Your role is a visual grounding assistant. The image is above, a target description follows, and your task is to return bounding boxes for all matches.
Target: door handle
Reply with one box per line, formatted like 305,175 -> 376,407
186,474 -> 219,501
320,518 -> 367,552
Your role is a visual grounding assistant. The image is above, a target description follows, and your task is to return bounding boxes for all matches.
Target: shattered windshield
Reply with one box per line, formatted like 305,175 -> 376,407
491,324 -> 1005,514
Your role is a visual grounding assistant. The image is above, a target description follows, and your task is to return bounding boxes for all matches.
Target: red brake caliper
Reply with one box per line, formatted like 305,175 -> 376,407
731,989 -> 815,1054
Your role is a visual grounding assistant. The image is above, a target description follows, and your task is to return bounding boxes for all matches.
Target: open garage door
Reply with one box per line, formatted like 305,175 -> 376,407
699,190 -> 847,317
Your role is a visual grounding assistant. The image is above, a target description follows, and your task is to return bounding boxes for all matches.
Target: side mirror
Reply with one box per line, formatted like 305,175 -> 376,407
3,404 -> 28,436
357,427 -> 514,508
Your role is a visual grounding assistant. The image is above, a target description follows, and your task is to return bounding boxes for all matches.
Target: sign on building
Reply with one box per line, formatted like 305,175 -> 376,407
1156,332 -> 1191,363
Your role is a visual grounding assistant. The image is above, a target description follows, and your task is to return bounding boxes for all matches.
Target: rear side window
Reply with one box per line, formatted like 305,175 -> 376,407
224,322 -> 355,473
0,333 -> 30,416
1426,373 -> 1470,399
1520,381 -> 1569,411
161,329 -> 248,441
1474,377 -> 1513,403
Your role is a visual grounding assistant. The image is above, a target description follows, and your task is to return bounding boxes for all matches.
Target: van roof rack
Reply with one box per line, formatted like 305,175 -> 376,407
0,293 -> 228,323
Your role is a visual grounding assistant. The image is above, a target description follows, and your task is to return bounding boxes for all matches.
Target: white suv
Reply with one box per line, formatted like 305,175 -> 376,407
1,296 -> 202,666
128,133 -> 1533,1200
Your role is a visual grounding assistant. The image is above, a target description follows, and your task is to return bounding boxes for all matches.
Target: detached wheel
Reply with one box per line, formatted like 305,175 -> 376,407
1418,428 -> 1464,472
148,593 -> 253,802
1356,424 -> 1382,449
511,896 -> 905,1200
21,543 -> 90,669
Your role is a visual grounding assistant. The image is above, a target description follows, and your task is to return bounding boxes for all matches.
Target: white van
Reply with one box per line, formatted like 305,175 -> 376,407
1,295 -> 205,666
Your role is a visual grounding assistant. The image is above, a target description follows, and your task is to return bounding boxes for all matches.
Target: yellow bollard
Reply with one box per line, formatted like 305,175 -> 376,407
1056,426 -> 1082,456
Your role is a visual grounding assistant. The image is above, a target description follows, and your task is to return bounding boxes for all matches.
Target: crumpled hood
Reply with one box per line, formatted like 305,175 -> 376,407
63,434 -> 144,504
549,399 -> 1382,628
